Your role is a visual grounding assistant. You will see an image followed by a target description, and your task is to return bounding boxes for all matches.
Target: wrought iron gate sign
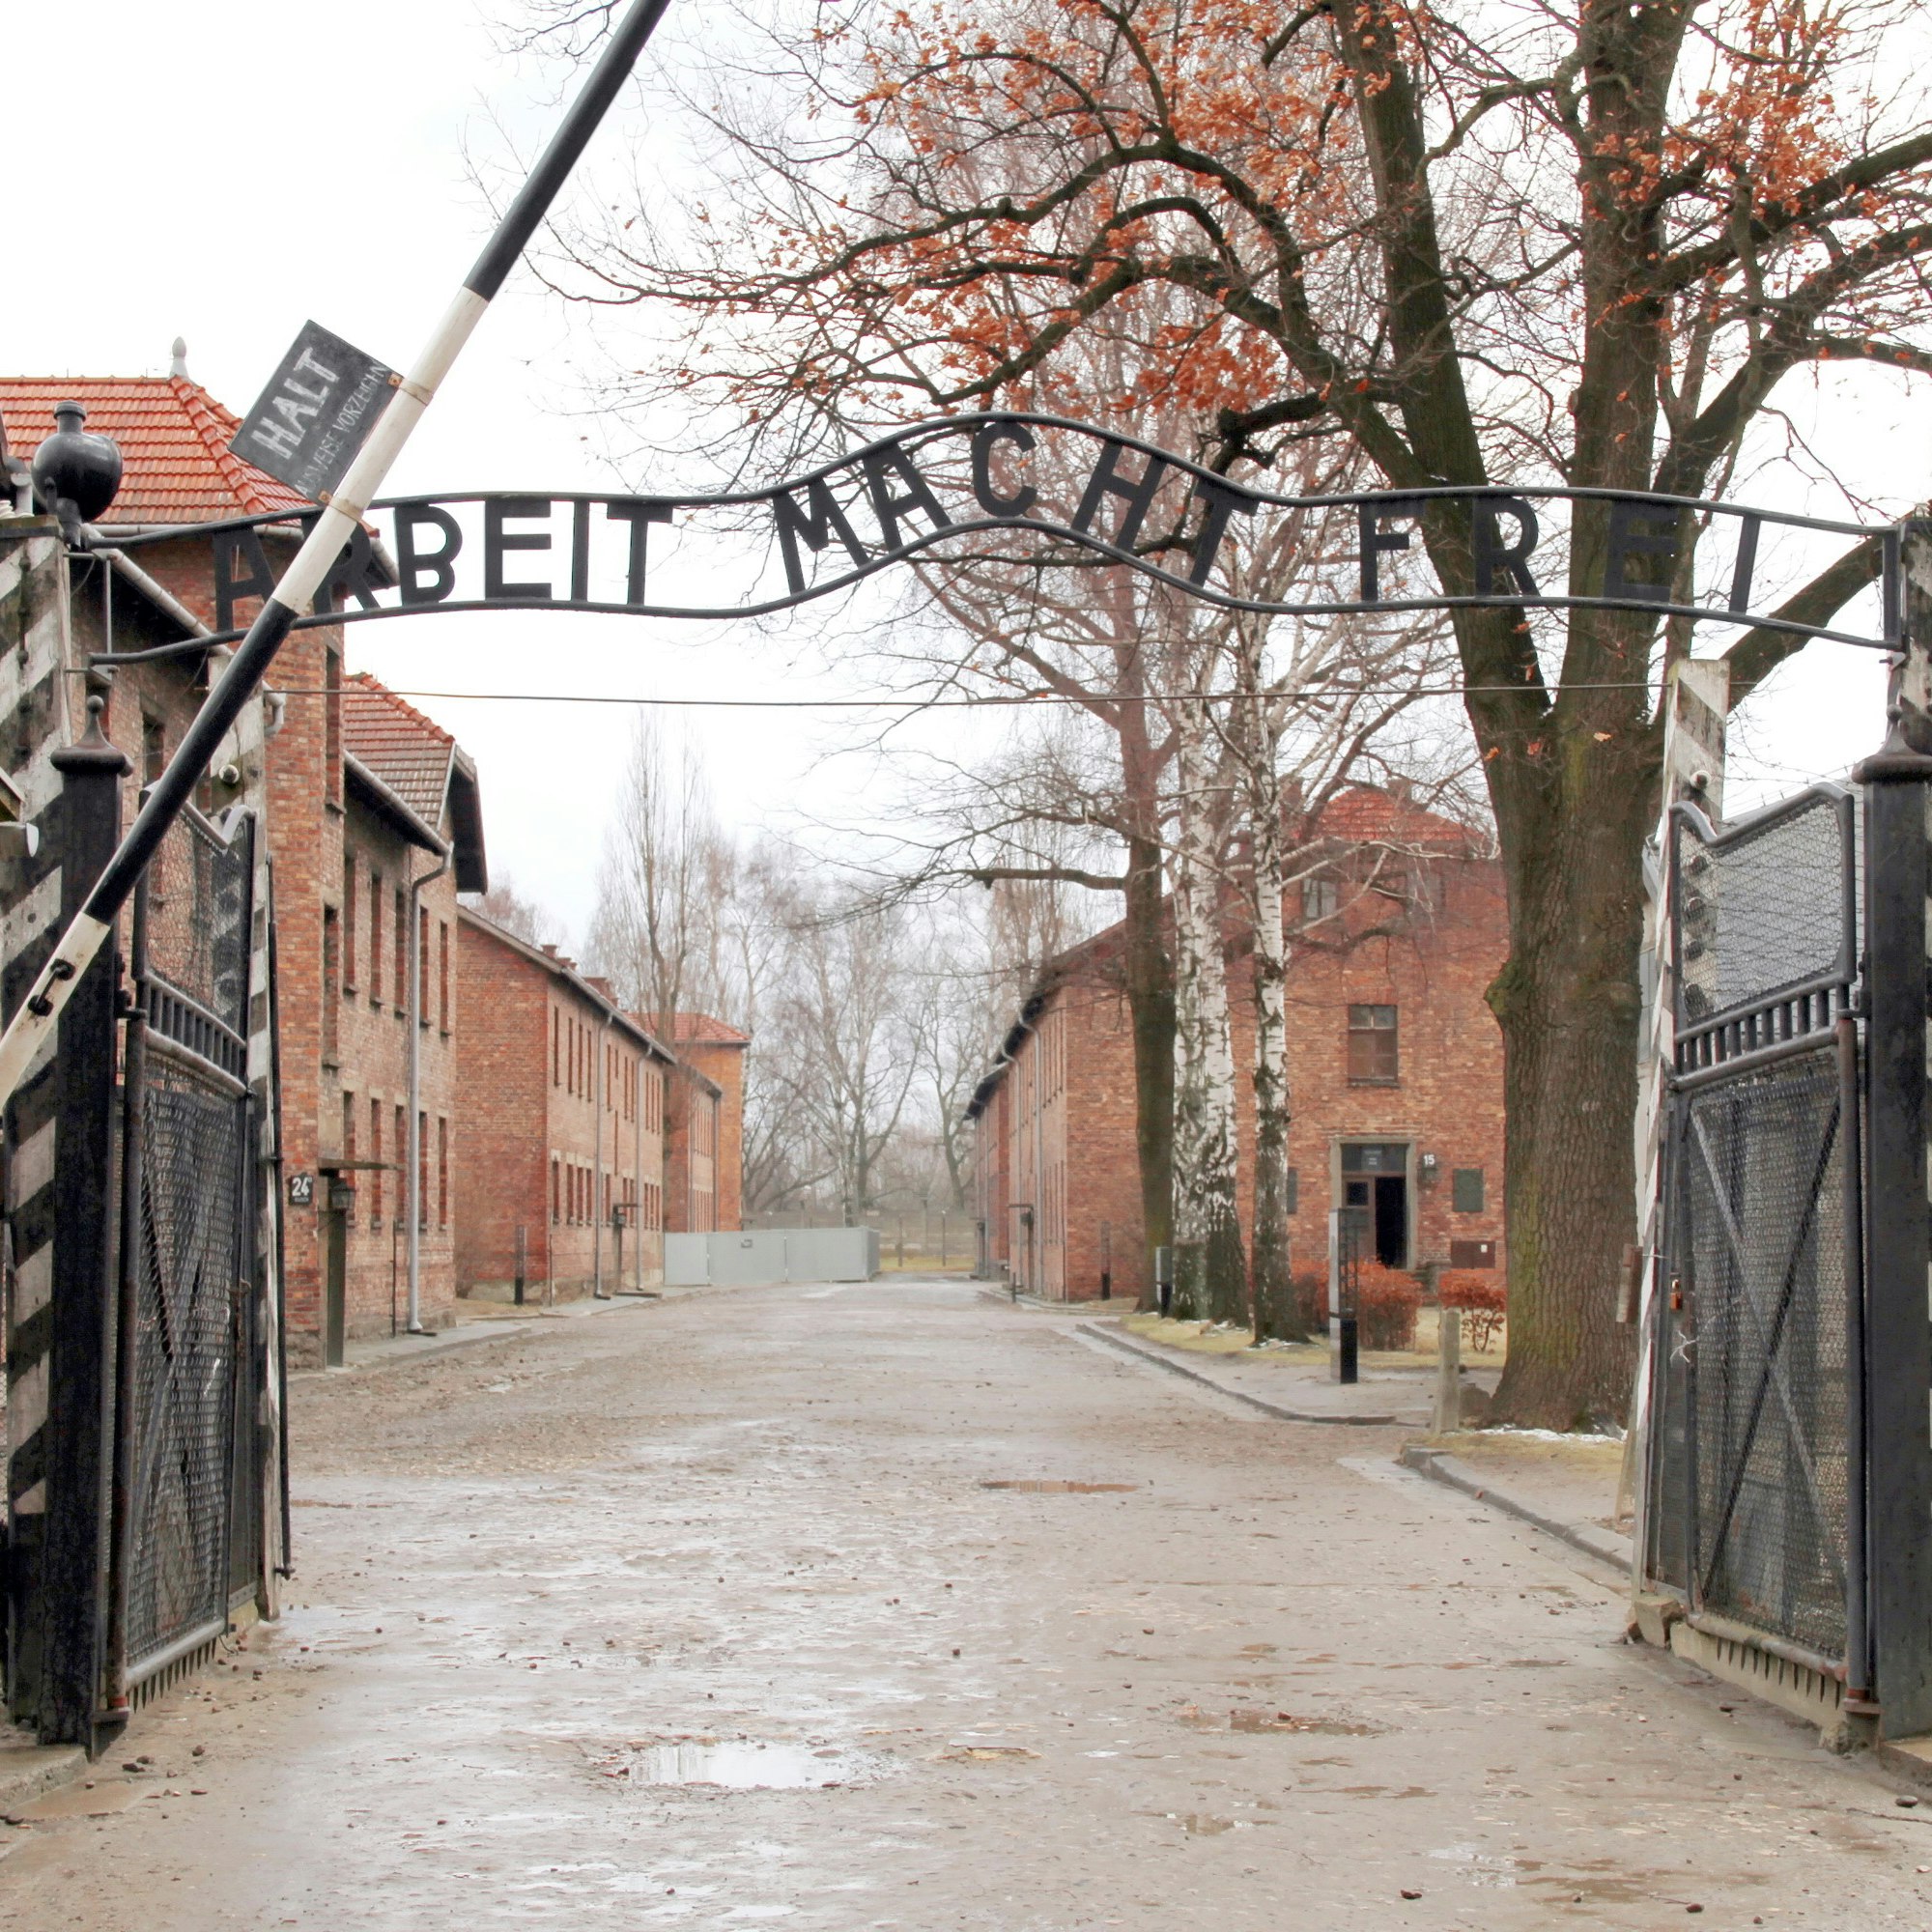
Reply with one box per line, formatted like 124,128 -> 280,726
99,413 -> 1904,657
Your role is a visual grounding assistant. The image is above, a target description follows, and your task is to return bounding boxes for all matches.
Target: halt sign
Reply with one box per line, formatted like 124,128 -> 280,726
232,321 -> 396,503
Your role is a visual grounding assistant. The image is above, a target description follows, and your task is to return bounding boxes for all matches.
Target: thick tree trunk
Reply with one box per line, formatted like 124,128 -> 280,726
1483,750 -> 1653,1429
1170,698 -> 1247,1324
1121,829 -> 1176,1310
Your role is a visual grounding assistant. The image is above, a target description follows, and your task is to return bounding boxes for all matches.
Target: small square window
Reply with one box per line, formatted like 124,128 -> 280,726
1452,1166 -> 1485,1213
1347,1004 -> 1399,1084
1301,875 -> 1340,923
1285,1167 -> 1299,1215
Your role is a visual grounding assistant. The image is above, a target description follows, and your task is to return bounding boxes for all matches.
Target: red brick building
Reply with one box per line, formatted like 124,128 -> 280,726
333,677 -> 486,1336
970,784 -> 1510,1305
0,367 -> 356,1365
455,909 -> 674,1297
658,1013 -> 750,1232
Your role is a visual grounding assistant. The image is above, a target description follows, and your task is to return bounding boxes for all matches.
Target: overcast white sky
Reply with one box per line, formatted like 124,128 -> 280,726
4,2 -> 1914,936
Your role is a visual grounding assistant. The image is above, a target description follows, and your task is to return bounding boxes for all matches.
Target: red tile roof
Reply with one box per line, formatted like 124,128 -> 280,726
0,375 -> 311,525
1313,783 -> 1480,851
342,673 -> 456,826
661,1012 -> 752,1046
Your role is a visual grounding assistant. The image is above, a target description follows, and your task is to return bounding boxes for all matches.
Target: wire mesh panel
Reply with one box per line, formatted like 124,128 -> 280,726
1677,1049 -> 1851,1658
1645,780 -> 1861,1669
1675,788 -> 1854,1030
125,1052 -> 244,1671
121,806 -> 255,1682
143,806 -> 250,1023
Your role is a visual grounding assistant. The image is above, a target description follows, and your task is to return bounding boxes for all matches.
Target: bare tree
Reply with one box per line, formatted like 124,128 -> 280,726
585,714 -> 723,1029
464,875 -> 559,947
526,0 -> 1932,1425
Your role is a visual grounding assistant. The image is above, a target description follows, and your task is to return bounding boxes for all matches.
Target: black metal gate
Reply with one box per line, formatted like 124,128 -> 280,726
1642,784 -> 1863,1674
111,803 -> 257,1696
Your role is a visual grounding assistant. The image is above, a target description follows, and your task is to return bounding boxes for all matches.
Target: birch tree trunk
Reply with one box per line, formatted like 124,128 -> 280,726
1170,692 -> 1247,1324
1241,692 -> 1299,1341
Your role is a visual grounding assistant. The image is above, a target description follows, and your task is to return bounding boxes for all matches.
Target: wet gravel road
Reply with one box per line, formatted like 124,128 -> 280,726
4,1277 -> 1927,1929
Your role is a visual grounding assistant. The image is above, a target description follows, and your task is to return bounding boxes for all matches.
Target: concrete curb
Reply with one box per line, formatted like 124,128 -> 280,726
1074,1321 -> 1404,1427
0,1744 -> 86,1815
1398,1443 -> 1634,1570
977,1286 -> 1097,1315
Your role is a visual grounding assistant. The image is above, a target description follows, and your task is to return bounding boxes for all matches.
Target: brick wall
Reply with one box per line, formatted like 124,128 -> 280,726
333,797 -> 461,1335
664,1065 -> 720,1234
674,1038 -> 746,1229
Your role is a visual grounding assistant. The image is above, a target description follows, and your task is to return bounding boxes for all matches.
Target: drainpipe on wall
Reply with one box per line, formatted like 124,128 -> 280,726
1032,1024 -> 1044,1297
405,851 -> 448,1335
593,1008 -> 612,1297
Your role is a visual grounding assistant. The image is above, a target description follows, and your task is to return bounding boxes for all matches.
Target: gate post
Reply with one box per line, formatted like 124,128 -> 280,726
1854,524 -> 1932,1738
36,697 -> 128,1750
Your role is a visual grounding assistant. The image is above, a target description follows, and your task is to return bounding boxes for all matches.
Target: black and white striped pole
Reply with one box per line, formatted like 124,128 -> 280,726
0,0 -> 672,1110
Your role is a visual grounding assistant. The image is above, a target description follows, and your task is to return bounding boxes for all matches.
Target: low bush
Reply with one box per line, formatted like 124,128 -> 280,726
1353,1263 -> 1422,1350
1436,1270 -> 1507,1353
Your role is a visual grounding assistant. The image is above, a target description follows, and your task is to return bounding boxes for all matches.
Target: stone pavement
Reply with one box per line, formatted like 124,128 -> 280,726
3,1275 -> 1925,1930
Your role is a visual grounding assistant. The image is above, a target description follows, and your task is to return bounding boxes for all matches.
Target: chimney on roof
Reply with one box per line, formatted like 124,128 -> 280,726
170,337 -> 188,380
1387,777 -> 1414,805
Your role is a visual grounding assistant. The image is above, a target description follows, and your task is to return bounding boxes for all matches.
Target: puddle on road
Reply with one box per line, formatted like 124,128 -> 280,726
1429,1843 -> 1532,1889
599,1740 -> 887,1790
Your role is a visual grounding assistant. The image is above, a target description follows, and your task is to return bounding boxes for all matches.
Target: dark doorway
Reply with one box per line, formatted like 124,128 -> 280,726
1341,1142 -> 1410,1268
1373,1176 -> 1407,1268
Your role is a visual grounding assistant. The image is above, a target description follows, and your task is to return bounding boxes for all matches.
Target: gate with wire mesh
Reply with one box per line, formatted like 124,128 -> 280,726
114,802 -> 260,1692
1641,783 -> 1863,1675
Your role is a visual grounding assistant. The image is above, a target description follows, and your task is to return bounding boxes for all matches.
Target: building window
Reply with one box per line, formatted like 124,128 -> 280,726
395,1108 -> 407,1226
342,1091 -> 356,1176
369,1099 -> 384,1225
553,1009 -> 560,1087
1286,1166 -> 1299,1215
418,1110 -> 429,1229
1302,874 -> 1340,923
370,872 -> 384,1005
343,854 -> 357,991
438,1117 -> 449,1228
325,648 -> 343,807
417,907 -> 431,1027
1347,1004 -> 1399,1084
439,921 -> 449,1033
394,890 -> 407,1016
552,1155 -> 560,1224
142,713 -> 166,786
1409,865 -> 1446,916
1452,1166 -> 1486,1213
322,907 -> 340,1064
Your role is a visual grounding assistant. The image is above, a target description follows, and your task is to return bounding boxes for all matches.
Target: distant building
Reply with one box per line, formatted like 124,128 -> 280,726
658,1013 -> 750,1231
455,908 -> 674,1298
969,784 -> 1509,1304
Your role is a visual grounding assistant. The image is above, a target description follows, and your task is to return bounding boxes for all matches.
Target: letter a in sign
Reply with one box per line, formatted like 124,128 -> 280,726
231,321 -> 397,503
